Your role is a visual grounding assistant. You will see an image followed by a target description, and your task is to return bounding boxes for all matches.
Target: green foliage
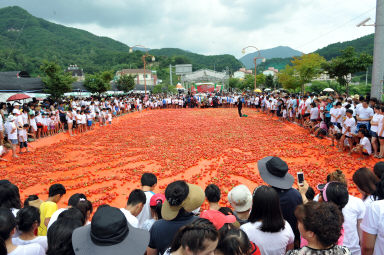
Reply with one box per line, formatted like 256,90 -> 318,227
256,74 -> 266,86
40,61 -> 75,99
257,57 -> 294,72
306,80 -> 371,96
278,65 -> 301,90
84,73 -> 111,95
117,74 -> 135,92
265,75 -> 274,88
152,84 -> 177,94
241,75 -> 255,90
229,77 -> 241,89
322,47 -> 373,95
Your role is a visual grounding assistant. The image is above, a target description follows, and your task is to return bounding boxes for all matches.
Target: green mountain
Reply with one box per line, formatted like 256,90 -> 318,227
239,46 -> 303,69
0,6 -> 242,78
256,34 -> 374,73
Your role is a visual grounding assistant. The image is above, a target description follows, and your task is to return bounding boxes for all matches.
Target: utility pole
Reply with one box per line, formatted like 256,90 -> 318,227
169,64 -> 173,86
371,0 -> 384,100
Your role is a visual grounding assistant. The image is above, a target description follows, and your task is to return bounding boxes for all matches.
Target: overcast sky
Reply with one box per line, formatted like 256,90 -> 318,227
0,0 -> 377,58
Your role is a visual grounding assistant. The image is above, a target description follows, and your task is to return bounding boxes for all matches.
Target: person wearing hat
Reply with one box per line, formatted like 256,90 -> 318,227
4,115 -> 18,159
72,205 -> 149,255
200,209 -> 237,230
258,156 -> 302,248
227,185 -> 252,225
147,180 -> 204,255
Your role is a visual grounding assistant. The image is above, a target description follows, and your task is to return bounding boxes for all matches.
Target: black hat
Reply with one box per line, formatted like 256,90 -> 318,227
258,156 -> 294,189
72,205 -> 149,255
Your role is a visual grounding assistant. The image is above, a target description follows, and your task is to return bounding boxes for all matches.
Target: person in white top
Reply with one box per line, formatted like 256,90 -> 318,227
4,115 -> 18,159
370,106 -> 382,157
361,194 -> 384,255
13,207 -> 48,251
340,109 -> 356,153
377,106 -> 384,159
352,168 -> 381,208
136,173 -> 157,228
0,207 -> 45,255
120,189 -> 146,228
356,100 -> 374,133
241,186 -> 294,255
351,129 -> 372,159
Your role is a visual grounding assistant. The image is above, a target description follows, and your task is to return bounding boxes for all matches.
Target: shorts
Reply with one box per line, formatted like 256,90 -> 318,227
356,122 -> 370,133
379,136 -> 384,140
334,133 -> 342,140
43,126 -> 48,132
87,120 -> 92,127
19,141 -> 27,148
370,131 -> 378,138
10,139 -> 18,145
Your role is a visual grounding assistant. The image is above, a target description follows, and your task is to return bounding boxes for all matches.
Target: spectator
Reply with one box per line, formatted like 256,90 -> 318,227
205,184 -> 221,211
23,195 -> 43,209
13,206 -> 48,251
0,182 -> 22,217
353,168 -> 380,206
137,173 -> 157,227
47,218 -> 82,255
120,189 -> 146,228
142,193 -> 165,231
241,185 -> 294,255
200,209 -> 237,231
57,208 -> 86,226
258,156 -> 302,247
72,205 -> 149,255
216,228 -> 257,255
287,202 -> 351,254
164,218 -> 218,255
360,177 -> 384,255
38,184 -> 66,236
147,181 -> 204,255
373,162 -> 384,180
47,193 -> 87,229
227,185 -> 252,225
4,115 -> 18,158
0,208 -> 45,255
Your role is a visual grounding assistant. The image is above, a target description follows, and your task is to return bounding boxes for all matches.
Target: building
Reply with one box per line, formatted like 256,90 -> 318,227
183,69 -> 229,91
262,67 -> 279,77
233,68 -> 253,80
65,65 -> 85,81
115,69 -> 157,87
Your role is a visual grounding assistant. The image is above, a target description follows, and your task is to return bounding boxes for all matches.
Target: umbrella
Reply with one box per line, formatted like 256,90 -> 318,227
323,88 -> 334,92
254,88 -> 262,93
7,93 -> 31,102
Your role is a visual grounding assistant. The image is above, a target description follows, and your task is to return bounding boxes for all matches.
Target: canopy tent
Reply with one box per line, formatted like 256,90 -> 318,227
323,88 -> 335,92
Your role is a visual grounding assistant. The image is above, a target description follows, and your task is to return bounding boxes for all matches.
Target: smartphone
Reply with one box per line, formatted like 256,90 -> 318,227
297,172 -> 305,185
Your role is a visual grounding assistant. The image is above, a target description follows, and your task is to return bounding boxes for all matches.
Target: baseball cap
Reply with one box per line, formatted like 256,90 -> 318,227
227,185 -> 252,212
200,210 -> 237,230
150,193 -> 165,207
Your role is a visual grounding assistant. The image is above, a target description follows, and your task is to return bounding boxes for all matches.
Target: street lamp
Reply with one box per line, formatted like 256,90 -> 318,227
242,46 -> 266,91
129,45 -> 156,96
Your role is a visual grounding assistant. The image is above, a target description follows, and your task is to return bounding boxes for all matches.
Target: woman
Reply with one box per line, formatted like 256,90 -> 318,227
361,177 -> 384,255
377,106 -> 384,158
287,202 -> 351,254
241,186 -> 294,255
0,208 -> 44,255
370,106 -> 382,157
46,218 -> 83,255
216,228 -> 257,255
66,107 -> 74,136
142,193 -> 165,231
0,182 -> 22,216
165,218 -> 218,255
353,168 -> 380,206
13,207 -> 47,251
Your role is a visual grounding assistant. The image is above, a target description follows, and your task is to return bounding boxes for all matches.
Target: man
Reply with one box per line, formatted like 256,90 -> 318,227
205,184 -> 221,211
136,173 -> 157,228
120,189 -> 146,228
147,180 -> 204,255
237,97 -> 243,117
39,183 -> 66,236
258,156 -> 302,248
72,205 -> 149,255
356,100 -> 374,132
4,115 -> 18,158
227,185 -> 252,225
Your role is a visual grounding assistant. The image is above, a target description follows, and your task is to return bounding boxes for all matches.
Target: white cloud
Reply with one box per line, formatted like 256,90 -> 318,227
0,0 -> 377,57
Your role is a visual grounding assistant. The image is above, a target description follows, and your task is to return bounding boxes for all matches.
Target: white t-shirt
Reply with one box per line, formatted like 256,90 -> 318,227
330,108 -> 340,123
360,200 -> 384,255
360,137 -> 372,155
371,114 -> 382,133
356,107 -> 374,123
241,221 -> 294,255
47,208 -> 67,230
12,236 -> 48,251
343,117 -> 356,137
137,191 -> 154,228
8,243 -> 45,255
5,122 -> 17,139
120,208 -> 139,228
310,107 -> 319,120
342,195 -> 366,255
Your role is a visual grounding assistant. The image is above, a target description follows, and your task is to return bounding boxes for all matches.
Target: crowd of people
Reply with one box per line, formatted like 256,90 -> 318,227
1,158 -> 384,255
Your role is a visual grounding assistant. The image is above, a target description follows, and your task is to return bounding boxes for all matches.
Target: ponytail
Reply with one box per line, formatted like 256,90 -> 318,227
374,177 -> 384,201
0,208 -> 17,254
151,199 -> 163,220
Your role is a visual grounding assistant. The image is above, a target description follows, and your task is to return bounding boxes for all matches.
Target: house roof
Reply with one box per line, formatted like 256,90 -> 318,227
0,71 -> 44,92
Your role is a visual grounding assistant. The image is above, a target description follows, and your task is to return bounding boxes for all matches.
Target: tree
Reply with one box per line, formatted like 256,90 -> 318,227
265,75 -> 274,88
291,53 -> 326,94
117,74 -> 135,93
278,65 -> 301,91
241,74 -> 255,90
322,47 -> 372,95
152,84 -> 177,94
228,77 -> 240,90
256,73 -> 266,87
84,71 -> 112,95
40,61 -> 75,100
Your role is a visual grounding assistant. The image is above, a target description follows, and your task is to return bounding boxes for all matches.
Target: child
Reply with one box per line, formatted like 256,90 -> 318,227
18,124 -> 30,153
351,129 -> 372,159
81,110 -> 87,132
0,144 -> 8,161
29,113 -> 37,140
282,107 -> 287,122
313,121 -> 328,139
42,114 -> 48,137
340,109 -> 356,153
76,110 -> 82,133
107,109 -> 112,125
86,111 -> 93,130
328,122 -> 341,147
